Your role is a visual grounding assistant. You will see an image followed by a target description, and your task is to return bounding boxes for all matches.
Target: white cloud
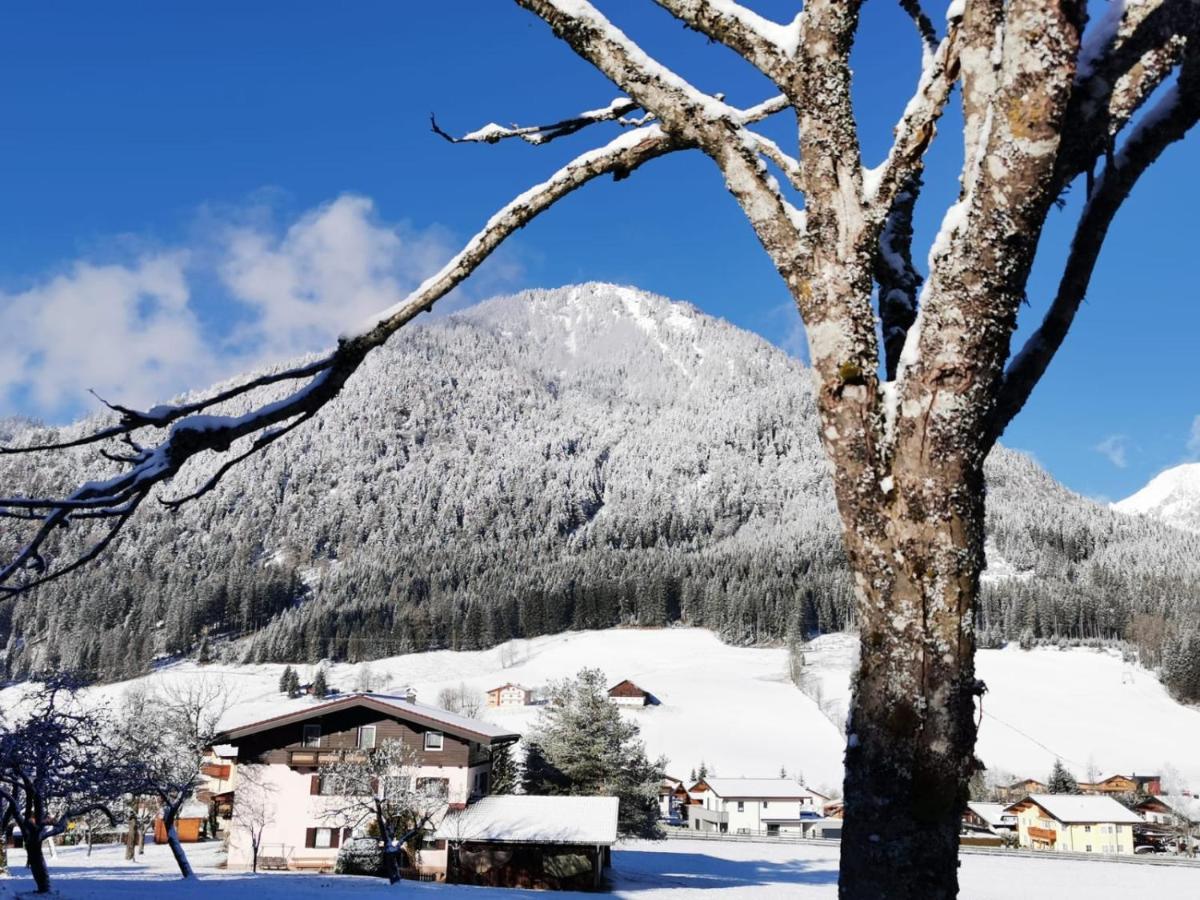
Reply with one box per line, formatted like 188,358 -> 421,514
1187,415 -> 1200,459
0,254 -> 218,413
1094,434 -> 1129,469
0,194 -> 522,421
219,195 -> 455,361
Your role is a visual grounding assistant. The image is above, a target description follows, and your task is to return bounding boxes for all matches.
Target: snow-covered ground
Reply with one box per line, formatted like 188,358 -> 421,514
11,627 -> 1200,793
4,838 -> 1198,899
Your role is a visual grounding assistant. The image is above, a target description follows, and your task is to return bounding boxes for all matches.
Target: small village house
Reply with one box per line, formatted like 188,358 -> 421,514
606,680 -> 652,707
1134,794 -> 1200,828
485,684 -> 532,708
1079,773 -> 1162,796
963,802 -> 1016,835
686,778 -> 835,838
212,692 -> 520,876
1005,794 -> 1143,854
998,778 -> 1048,802
436,795 -> 618,891
658,776 -> 688,820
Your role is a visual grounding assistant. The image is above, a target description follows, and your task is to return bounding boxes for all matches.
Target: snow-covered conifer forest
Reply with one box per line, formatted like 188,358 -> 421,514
2,284 -> 1199,700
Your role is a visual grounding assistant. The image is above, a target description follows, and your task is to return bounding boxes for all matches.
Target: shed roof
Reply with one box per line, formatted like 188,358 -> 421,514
1005,794 -> 1143,824
607,679 -> 648,697
213,692 -> 520,746
435,795 -> 619,845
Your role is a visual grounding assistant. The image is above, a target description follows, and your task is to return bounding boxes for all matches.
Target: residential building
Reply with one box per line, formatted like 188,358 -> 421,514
436,795 -> 618,890
485,684 -> 532,708
963,802 -> 1016,834
686,778 -> 833,837
1134,794 -> 1200,828
1078,773 -> 1163,795
999,778 -> 1048,802
607,680 -> 652,707
658,776 -> 688,820
213,692 -> 519,875
1005,794 -> 1143,854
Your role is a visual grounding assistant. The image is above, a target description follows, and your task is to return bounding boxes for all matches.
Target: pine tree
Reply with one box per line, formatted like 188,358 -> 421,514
698,760 -> 708,780
279,665 -> 296,696
1048,760 -> 1078,794
489,743 -> 519,795
522,668 -> 663,838
287,667 -> 301,697
311,666 -> 329,699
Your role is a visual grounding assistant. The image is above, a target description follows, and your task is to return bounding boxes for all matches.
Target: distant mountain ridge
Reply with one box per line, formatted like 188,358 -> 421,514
2,283 -> 1199,698
1113,463 -> 1200,535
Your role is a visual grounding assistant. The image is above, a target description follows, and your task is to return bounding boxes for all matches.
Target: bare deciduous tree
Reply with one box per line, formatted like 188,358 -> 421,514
436,683 -> 484,720
118,679 -> 232,879
2,2 -> 1198,897
316,738 -> 448,883
0,680 -> 137,893
230,765 -> 276,873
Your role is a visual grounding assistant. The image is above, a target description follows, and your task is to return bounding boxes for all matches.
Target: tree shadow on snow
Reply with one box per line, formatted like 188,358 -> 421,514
611,850 -> 838,891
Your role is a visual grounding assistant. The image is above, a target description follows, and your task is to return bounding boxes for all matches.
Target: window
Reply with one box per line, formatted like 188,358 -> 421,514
763,801 -> 769,809
358,725 -> 377,749
424,731 -> 444,751
416,777 -> 449,799
302,724 -> 321,748
382,775 -> 411,798
1084,825 -> 1091,832
314,828 -> 334,848
736,801 -> 745,813
1086,845 -> 1092,853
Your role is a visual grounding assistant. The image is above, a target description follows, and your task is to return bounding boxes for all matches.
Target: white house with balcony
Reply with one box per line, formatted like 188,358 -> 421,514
686,778 -> 834,837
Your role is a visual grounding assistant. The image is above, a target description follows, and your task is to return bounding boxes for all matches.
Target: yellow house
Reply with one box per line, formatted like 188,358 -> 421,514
1005,794 -> 1142,855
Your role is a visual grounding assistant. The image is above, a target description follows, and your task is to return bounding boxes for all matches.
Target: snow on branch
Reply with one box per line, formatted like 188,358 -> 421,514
430,97 -> 642,146
0,123 -> 694,597
653,0 -> 804,88
993,45 -> 1200,442
1055,0 -> 1196,195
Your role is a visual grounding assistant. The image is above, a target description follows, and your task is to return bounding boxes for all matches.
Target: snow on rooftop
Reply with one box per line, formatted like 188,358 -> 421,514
967,802 -> 1012,827
1014,794 -> 1144,824
703,778 -> 823,800
219,691 -> 519,742
436,795 -> 619,845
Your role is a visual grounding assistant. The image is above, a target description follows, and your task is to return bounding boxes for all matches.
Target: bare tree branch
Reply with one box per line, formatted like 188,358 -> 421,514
430,97 -> 641,145
0,123 -> 692,597
1055,0 -> 1197,193
653,0 -> 802,90
992,45 -> 1200,440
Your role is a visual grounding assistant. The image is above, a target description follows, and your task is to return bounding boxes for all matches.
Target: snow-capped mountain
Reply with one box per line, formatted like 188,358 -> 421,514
3,283 -> 1200,686
1113,463 -> 1200,535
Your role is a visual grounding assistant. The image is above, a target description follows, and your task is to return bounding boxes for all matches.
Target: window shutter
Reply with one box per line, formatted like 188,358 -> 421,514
305,828 -> 317,848
369,776 -> 379,795
330,828 -> 340,849
310,775 -> 321,795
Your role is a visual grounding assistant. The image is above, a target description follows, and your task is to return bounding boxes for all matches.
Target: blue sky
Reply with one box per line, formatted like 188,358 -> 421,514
0,1 -> 1196,502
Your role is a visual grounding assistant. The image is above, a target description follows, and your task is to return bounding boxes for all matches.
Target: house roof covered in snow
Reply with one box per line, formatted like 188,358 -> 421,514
1005,794 -> 1144,824
967,802 -> 1013,828
213,692 -> 520,746
1142,795 -> 1200,823
435,795 -> 620,846
703,778 -> 826,800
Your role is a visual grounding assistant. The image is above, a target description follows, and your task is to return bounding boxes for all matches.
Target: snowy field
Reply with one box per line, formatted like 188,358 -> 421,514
10,627 -> 1200,793
4,838 -> 1198,899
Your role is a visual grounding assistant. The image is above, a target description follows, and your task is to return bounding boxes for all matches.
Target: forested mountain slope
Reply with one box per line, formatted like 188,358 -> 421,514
3,284 -> 1199,693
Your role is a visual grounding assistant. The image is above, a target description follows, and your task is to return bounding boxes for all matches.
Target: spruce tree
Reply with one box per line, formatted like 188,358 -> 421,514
279,665 -> 295,696
311,666 -> 329,699
522,668 -> 663,838
1047,760 -> 1078,794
